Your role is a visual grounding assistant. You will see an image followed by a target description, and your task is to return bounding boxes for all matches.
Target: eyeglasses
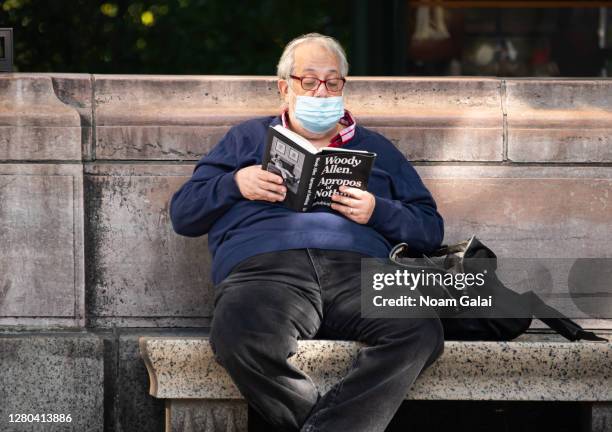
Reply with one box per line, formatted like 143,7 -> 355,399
289,75 -> 346,92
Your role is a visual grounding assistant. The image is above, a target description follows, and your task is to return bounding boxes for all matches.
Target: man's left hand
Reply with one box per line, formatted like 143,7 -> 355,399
331,186 -> 375,224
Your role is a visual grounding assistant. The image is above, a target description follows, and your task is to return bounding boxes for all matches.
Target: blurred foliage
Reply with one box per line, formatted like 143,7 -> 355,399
0,0 -> 351,74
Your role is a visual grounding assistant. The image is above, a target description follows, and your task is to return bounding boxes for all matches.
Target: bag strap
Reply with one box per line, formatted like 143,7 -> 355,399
524,291 -> 607,342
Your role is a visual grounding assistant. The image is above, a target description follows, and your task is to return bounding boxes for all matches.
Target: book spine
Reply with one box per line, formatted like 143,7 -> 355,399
300,156 -> 319,211
262,128 -> 274,167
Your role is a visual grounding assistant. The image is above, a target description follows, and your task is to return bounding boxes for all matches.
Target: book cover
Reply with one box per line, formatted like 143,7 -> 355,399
262,125 -> 376,212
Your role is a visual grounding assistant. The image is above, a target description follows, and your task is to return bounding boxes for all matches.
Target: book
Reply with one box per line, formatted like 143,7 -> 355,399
261,125 -> 376,212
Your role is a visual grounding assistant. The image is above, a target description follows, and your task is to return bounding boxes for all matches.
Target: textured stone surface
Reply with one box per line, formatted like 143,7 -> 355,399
3,75 -> 611,163
417,166 -> 612,323
169,400 -> 248,432
84,164 -> 212,326
348,77 -> 503,161
0,333 -> 104,431
115,332 -> 174,432
81,163 -> 612,328
592,403 -> 612,432
140,334 -> 612,401
370,125 -> 502,161
98,328 -> 208,432
0,74 -> 83,160
93,75 -> 502,161
93,75 -> 280,160
417,166 -> 612,258
95,125 -> 232,161
0,164 -> 84,326
508,129 -> 612,163
506,80 -> 612,163
47,74 -> 94,160
99,331 -> 119,432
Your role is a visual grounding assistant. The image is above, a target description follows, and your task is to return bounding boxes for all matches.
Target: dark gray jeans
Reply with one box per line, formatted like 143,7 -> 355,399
209,249 -> 444,432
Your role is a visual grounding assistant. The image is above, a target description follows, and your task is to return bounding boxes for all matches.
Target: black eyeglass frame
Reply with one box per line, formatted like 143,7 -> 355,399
289,75 -> 346,92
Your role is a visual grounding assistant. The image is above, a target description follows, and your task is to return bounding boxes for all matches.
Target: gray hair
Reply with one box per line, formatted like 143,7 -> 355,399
276,33 -> 349,80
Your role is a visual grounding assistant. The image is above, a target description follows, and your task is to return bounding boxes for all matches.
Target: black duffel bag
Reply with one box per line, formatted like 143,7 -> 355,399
389,236 -> 605,342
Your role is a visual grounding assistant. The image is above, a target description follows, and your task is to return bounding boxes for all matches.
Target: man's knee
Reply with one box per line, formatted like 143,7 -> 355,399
210,300 -> 297,370
209,321 -> 245,369
210,307 -> 260,368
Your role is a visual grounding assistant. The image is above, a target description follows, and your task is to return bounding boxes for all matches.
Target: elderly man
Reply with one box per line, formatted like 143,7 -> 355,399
170,33 -> 444,432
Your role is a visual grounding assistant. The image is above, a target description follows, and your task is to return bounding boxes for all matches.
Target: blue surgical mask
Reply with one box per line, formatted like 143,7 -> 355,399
294,95 -> 344,134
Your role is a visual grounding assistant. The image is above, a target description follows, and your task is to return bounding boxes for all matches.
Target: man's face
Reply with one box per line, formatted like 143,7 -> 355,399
278,42 -> 343,135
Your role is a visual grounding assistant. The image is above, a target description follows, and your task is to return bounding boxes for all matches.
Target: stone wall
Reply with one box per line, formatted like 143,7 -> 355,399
1,74 -> 611,431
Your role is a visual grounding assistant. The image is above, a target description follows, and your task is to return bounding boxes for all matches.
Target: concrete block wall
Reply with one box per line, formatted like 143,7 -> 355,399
1,74 -> 611,431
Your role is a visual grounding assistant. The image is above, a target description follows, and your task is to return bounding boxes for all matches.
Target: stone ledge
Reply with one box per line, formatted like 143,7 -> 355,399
93,75 -> 502,161
505,80 -> 612,163
5,74 -> 612,163
505,80 -> 612,122
139,334 -> 612,402
0,74 -> 85,160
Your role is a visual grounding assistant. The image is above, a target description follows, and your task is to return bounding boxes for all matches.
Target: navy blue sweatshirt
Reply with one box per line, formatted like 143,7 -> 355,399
170,116 -> 444,285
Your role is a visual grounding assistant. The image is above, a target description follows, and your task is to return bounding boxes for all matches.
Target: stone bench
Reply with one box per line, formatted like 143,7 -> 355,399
139,333 -> 612,432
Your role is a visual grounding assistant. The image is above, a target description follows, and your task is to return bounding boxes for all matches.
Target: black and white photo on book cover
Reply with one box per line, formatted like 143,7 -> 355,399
266,137 -> 306,195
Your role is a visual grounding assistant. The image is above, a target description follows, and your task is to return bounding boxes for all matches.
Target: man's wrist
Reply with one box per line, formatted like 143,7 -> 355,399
366,195 -> 393,227
223,169 -> 244,201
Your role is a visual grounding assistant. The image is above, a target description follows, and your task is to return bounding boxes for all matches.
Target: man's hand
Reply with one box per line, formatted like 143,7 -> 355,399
331,186 -> 376,224
235,165 -> 287,202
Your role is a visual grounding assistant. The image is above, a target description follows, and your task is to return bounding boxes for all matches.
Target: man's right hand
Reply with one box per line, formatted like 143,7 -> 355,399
234,165 -> 287,202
